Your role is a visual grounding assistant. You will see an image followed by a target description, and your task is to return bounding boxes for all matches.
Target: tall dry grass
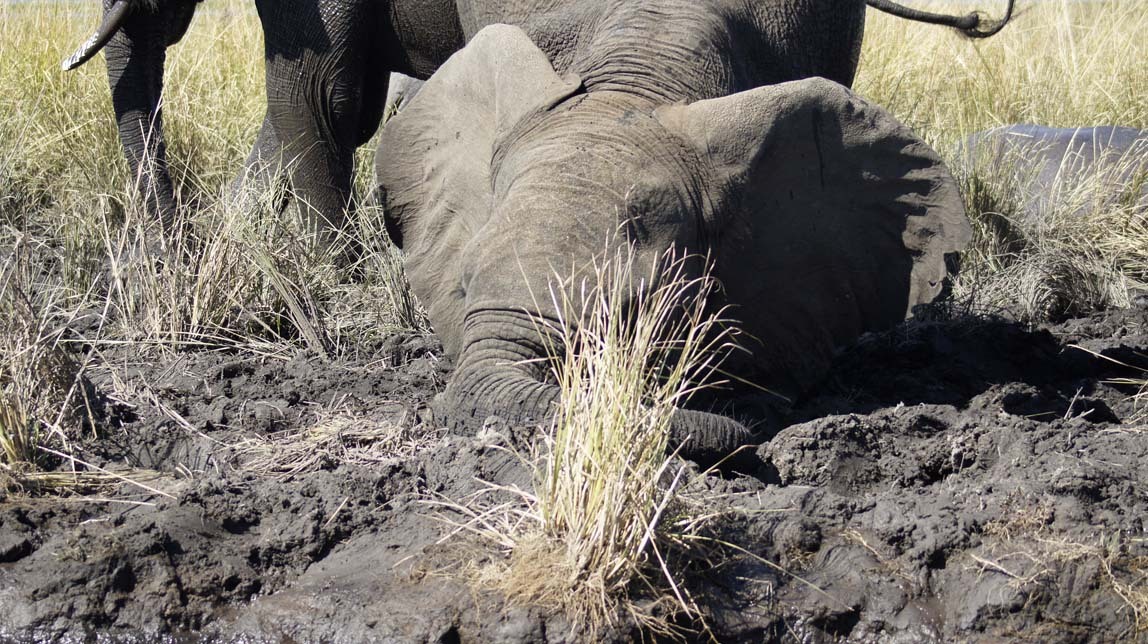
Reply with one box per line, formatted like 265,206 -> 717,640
0,1 -> 424,485
859,0 -> 1148,320
0,236 -> 103,489
443,248 -> 733,636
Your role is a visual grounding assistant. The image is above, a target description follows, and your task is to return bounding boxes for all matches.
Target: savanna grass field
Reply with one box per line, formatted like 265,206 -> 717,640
1,1 -> 1147,641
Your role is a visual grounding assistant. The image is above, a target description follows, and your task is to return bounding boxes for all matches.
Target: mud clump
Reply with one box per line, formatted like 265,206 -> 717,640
1,312 -> 1146,642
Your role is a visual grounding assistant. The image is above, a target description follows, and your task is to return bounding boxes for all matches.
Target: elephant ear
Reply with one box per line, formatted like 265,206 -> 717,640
377,24 -> 581,358
655,77 -> 970,389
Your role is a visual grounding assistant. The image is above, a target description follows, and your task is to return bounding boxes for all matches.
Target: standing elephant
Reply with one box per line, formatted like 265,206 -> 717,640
376,18 -> 971,461
64,0 -> 1012,249
959,125 -> 1148,221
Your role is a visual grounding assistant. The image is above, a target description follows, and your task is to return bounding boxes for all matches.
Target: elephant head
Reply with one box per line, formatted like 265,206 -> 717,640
64,0 -> 201,232
381,24 -> 970,460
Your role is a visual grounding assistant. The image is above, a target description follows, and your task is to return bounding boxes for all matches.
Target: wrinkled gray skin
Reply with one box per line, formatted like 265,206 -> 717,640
385,73 -> 424,117
66,0 -> 1009,250
377,20 -> 971,463
959,125 -> 1148,221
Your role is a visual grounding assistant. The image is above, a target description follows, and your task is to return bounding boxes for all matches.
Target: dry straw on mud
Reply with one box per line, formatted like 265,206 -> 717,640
981,500 -> 1148,636
235,406 -> 435,479
440,247 -> 735,636
1074,345 -> 1148,425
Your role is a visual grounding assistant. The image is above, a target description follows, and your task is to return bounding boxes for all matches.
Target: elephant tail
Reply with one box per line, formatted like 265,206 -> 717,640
866,0 -> 1015,38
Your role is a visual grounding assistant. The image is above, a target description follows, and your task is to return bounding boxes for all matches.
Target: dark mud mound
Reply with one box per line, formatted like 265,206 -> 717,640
730,311 -> 1148,642
1,311 -> 1146,642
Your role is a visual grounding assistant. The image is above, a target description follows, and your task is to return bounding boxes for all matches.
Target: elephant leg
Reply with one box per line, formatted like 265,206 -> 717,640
228,114 -> 290,216
267,101 -> 357,249
102,0 -> 188,235
258,0 -> 385,258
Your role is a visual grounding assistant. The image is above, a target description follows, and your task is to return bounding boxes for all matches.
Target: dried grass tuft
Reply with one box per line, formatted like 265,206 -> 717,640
974,496 -> 1148,636
1,238 -> 100,488
434,246 -> 736,638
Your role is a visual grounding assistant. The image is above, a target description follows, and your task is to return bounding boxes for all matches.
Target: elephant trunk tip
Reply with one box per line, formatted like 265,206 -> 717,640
866,0 -> 1015,40
960,0 -> 1016,39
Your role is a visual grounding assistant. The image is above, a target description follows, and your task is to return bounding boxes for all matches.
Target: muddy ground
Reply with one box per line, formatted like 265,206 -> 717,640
1,305 -> 1146,643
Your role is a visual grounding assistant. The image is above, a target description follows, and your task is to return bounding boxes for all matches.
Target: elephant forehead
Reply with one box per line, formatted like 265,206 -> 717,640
484,153 -> 703,263
569,1 -> 741,102
456,226 -> 674,324
491,96 -> 709,228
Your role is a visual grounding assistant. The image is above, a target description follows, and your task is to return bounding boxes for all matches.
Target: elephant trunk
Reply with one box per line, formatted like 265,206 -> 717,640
441,311 -> 753,465
668,408 -> 753,466
440,310 -> 563,433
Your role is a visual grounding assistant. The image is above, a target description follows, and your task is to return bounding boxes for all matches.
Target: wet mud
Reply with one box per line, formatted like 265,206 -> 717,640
1,308 -> 1146,643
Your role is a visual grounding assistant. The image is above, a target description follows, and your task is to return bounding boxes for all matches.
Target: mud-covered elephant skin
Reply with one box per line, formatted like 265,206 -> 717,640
377,23 -> 972,463
64,0 -> 1011,247
959,125 -> 1148,221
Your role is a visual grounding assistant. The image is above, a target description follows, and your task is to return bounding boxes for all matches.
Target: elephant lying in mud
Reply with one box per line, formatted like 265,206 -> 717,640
377,24 -> 972,461
960,125 -> 1148,220
64,0 -> 1011,248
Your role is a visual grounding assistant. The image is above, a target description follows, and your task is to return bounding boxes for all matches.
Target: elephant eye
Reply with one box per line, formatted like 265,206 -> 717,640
620,182 -> 677,243
622,182 -> 660,217
622,179 -> 687,227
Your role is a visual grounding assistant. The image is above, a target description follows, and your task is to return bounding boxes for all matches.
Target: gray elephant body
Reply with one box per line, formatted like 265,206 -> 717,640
70,0 -> 1007,251
960,125 -> 1148,221
378,22 -> 971,459
384,74 -> 424,117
